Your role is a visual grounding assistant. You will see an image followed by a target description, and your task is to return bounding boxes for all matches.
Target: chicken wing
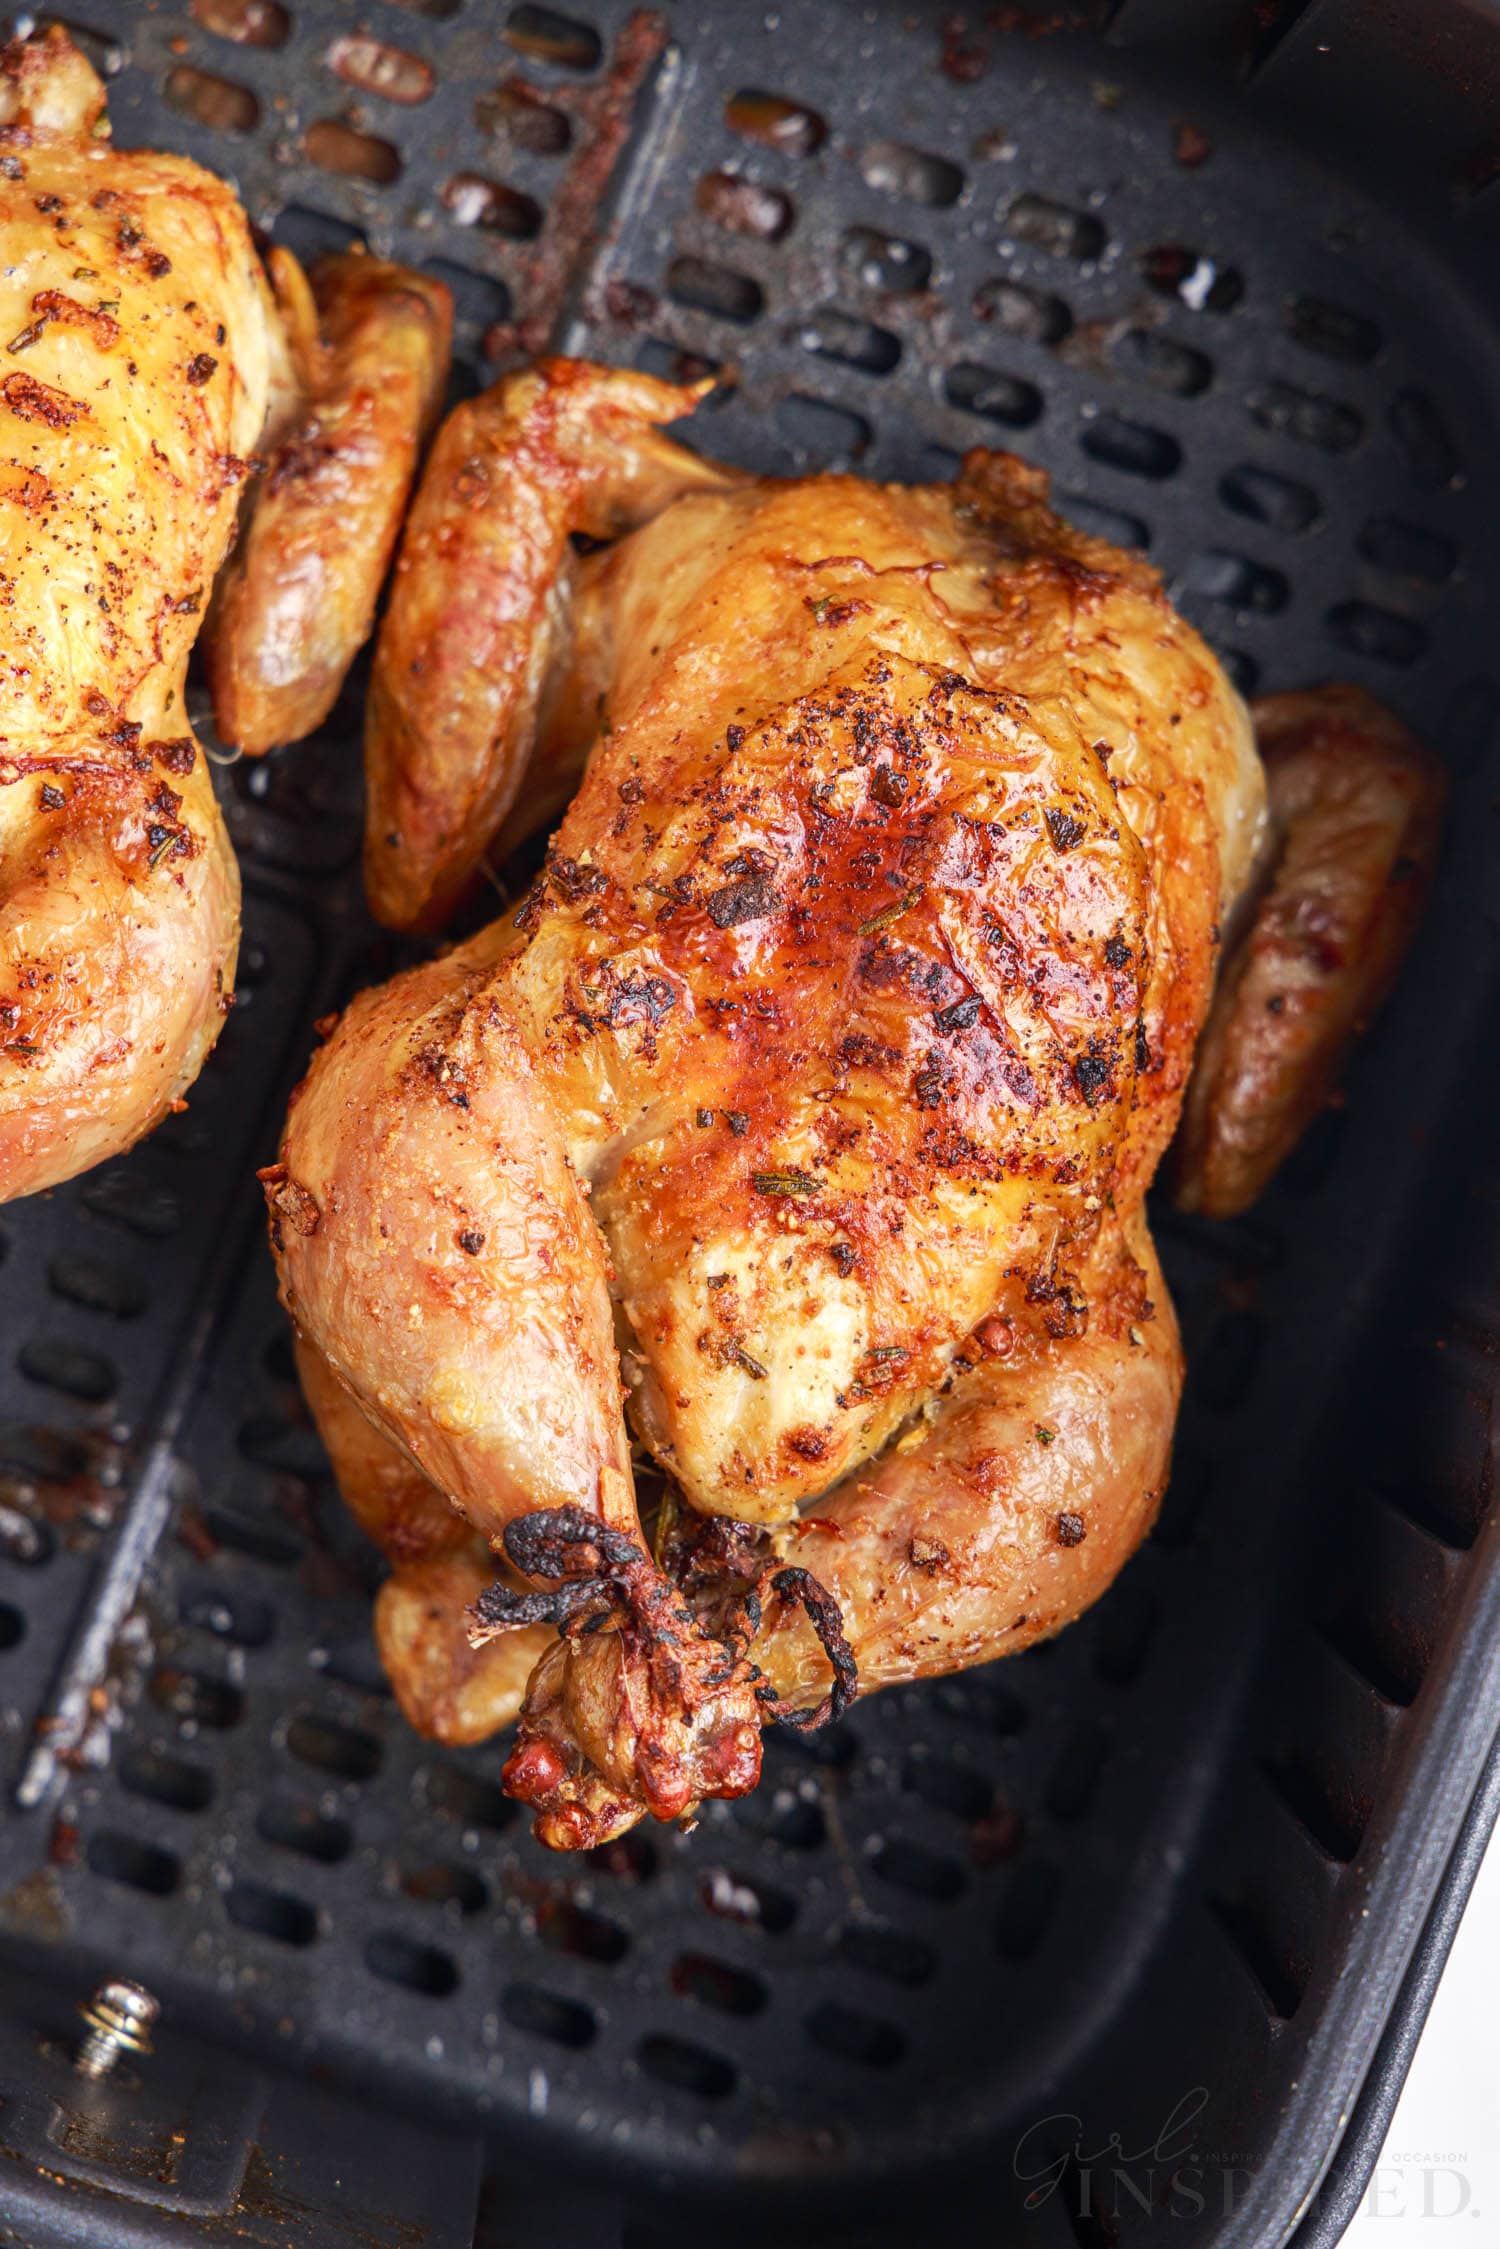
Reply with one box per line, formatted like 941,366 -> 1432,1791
1174,685 -> 1444,1217
266,360 -> 1265,1846
205,250 -> 452,756
0,28 -> 275,1202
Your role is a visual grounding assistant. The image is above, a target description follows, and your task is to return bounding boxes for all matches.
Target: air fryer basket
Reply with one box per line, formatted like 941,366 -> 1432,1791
2,3 -> 1499,2243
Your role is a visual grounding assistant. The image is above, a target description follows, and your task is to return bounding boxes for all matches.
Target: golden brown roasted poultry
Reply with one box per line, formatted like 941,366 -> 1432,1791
0,25 -> 453,1203
265,359 -> 1441,1850
0,28 -> 274,1202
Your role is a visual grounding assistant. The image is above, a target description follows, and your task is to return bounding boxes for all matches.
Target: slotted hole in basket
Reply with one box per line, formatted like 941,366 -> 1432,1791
164,64 -> 259,134
326,33 -> 434,105
945,361 -> 1041,428
400,1859 -> 488,1914
695,172 -> 793,242
1142,244 -> 1244,313
0,1601 -> 23,1654
587,1831 -> 657,1883
724,89 -> 826,157
81,1174 -> 180,1238
366,1932 -> 458,1996
442,173 -> 542,238
118,1749 -> 213,1814
257,1797 -> 353,1864
870,1836 -> 965,1902
285,1713 -> 381,1781
1047,1720 -> 1110,1822
199,1509 -> 303,1568
842,226 -> 931,294
974,275 -> 1072,345
774,394 -> 870,466
190,0 -> 288,42
148,1666 -> 243,1731
536,1899 -> 630,1962
503,1983 -> 596,2048
46,1255 -> 145,1320
1358,516 -> 1457,583
670,1953 -> 767,2016
180,1581 -> 274,1648
665,255 -> 763,324
1219,462 -> 1320,532
1116,330 -> 1212,397
87,1830 -> 180,1897
425,1762 -> 515,1831
901,1753 -> 993,1822
838,1920 -> 936,1987
477,78 -> 572,155
0,1422 -> 87,1484
1181,550 -> 1289,617
805,2002 -> 905,2068
800,306 -> 901,374
1207,1894 -> 1302,2020
422,258 -> 513,344
16,1340 -> 115,1404
1080,415 -> 1181,480
634,337 -> 721,387
1326,601 -> 1427,666
304,121 -> 402,187
637,2033 -> 734,2098
226,1880 -> 318,1947
860,140 -> 963,208
1058,490 -> 1150,549
1285,295 -> 1381,364
1262,1751 -> 1364,1863
996,1860 -> 1060,1960
1004,193 -> 1104,262
698,1867 -> 796,1933
1248,381 -> 1361,454
504,5 -> 601,70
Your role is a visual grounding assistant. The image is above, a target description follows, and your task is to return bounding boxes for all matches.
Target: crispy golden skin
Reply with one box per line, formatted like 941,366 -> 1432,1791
294,1339 -> 549,1746
1174,685 -> 1444,1219
206,250 -> 452,756
267,361 -> 1265,1848
0,29 -> 275,1203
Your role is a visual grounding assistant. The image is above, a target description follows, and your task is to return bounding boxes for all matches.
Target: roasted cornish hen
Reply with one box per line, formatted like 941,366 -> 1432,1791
263,360 -> 1441,1849
0,26 -> 450,1203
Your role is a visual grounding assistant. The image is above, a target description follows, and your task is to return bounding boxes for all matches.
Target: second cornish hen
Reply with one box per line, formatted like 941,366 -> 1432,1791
268,360 -> 1274,1846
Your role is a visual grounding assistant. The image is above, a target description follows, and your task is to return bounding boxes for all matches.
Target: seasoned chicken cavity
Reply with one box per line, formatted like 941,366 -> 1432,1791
0,28 -> 274,1202
268,359 -> 1271,1847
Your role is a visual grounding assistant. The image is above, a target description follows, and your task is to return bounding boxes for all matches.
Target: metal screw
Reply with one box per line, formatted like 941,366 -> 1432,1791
74,1980 -> 158,2079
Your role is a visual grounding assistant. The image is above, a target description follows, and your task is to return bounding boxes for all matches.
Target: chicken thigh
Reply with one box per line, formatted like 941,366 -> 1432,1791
267,359 -> 1268,1846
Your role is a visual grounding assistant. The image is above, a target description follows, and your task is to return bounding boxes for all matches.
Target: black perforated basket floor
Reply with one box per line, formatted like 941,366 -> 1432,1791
3,5 -> 1500,2246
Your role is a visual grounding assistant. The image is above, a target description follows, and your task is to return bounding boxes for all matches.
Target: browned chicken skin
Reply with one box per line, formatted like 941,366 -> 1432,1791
1173,685 -> 1445,1218
0,29 -> 275,1203
268,359 -> 1270,1848
205,250 -> 452,756
294,1339 -> 550,1746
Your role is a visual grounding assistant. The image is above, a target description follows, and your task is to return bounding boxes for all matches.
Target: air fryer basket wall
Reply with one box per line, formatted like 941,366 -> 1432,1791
2,4 -> 1499,2245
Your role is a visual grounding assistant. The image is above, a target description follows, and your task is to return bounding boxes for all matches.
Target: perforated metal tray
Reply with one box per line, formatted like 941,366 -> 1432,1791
2,4 -> 1500,2245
